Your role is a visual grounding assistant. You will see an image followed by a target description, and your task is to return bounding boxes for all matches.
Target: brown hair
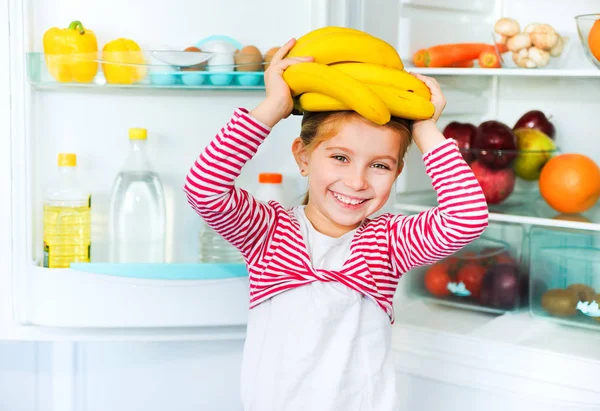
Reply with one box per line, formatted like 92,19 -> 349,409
299,111 -> 413,205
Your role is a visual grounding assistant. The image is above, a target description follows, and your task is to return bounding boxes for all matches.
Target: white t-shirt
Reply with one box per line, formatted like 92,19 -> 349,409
241,206 -> 397,411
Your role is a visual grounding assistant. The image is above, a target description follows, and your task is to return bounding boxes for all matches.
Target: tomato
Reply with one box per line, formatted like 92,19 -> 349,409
456,262 -> 487,299
424,262 -> 452,297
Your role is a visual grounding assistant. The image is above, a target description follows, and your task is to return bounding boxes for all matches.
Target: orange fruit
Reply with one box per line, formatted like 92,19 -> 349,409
589,19 -> 600,61
539,154 -> 600,213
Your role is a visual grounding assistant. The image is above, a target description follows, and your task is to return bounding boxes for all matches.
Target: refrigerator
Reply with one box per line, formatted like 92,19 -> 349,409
1,0 -> 600,410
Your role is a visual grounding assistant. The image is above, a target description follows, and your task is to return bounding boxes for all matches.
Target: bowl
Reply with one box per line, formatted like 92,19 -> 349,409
575,13 -> 600,69
460,147 -> 559,205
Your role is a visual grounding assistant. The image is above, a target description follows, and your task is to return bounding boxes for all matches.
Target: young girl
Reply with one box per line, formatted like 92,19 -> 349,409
184,38 -> 488,411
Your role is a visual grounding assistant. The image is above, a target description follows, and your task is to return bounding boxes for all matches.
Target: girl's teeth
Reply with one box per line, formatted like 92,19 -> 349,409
334,193 -> 364,205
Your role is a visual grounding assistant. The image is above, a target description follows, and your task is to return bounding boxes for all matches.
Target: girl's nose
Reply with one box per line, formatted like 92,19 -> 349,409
344,168 -> 368,191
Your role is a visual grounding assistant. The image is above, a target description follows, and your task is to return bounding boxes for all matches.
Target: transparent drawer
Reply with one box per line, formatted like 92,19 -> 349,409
405,221 -> 527,314
529,227 -> 600,331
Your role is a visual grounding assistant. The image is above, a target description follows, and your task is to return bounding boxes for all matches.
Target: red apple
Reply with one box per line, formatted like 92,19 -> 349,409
513,110 -> 555,139
442,121 -> 477,163
472,120 -> 517,169
470,160 -> 516,204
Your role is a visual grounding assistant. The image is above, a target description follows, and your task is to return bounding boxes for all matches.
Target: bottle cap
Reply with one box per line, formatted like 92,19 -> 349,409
58,153 -> 76,167
129,128 -> 147,140
258,173 -> 283,184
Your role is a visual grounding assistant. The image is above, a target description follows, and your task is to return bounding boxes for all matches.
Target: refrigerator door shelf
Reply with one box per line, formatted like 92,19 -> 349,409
26,52 -> 265,90
23,263 -> 250,328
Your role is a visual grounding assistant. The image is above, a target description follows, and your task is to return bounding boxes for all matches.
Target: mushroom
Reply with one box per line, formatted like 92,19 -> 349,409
498,35 -> 509,45
507,33 -> 532,51
530,24 -> 559,50
550,35 -> 564,57
528,46 -> 550,67
513,48 -> 536,68
494,18 -> 520,37
524,23 -> 540,34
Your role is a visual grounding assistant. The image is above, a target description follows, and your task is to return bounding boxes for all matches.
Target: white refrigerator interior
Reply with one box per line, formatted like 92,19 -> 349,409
1,0 -> 600,410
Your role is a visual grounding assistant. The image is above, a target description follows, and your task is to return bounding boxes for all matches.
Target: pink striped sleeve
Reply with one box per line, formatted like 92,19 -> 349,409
183,108 -> 274,260
388,139 -> 489,271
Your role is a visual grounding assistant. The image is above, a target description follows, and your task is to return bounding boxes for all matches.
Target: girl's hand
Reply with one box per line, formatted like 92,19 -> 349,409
409,73 -> 448,154
250,39 -> 313,128
410,72 -> 446,124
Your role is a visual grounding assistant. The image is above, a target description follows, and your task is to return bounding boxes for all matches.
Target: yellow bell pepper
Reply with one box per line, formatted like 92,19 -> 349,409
43,20 -> 99,83
102,38 -> 148,85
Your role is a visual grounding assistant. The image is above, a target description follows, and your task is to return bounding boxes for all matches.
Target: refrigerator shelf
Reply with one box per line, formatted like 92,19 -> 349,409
23,263 -> 250,328
68,262 -> 248,280
395,190 -> 600,231
26,52 -> 266,90
408,66 -> 600,77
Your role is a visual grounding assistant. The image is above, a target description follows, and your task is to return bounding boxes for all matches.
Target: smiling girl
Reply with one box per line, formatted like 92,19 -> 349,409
184,38 -> 488,411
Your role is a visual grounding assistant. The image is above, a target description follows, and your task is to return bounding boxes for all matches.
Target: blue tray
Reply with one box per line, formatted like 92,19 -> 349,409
69,263 -> 248,280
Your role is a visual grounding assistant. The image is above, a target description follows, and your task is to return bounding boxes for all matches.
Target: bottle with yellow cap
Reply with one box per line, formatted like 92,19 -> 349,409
108,128 -> 166,263
43,153 -> 91,268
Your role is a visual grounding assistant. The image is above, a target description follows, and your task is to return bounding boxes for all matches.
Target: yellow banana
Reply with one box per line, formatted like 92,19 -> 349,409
367,84 -> 434,120
297,93 -> 348,112
297,84 -> 434,120
331,62 -> 431,100
287,32 -> 403,69
291,26 -> 367,51
283,62 -> 390,125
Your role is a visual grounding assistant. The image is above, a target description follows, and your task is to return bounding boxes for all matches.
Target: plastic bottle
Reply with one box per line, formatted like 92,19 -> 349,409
198,223 -> 244,264
254,173 -> 286,205
43,153 -> 91,268
108,128 -> 166,263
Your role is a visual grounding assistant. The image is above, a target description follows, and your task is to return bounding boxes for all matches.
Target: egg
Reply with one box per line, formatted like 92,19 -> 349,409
263,46 -> 280,69
201,40 -> 236,72
235,45 -> 263,72
181,46 -> 207,72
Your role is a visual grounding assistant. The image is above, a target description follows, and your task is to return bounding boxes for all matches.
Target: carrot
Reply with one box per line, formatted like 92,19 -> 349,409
412,49 -> 426,67
423,43 -> 507,67
450,60 -> 474,68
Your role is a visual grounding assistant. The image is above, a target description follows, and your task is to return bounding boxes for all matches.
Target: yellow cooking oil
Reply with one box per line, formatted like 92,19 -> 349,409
43,153 -> 91,268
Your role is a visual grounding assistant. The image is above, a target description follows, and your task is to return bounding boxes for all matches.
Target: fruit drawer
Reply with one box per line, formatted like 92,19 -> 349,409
529,226 -> 600,331
405,221 -> 527,314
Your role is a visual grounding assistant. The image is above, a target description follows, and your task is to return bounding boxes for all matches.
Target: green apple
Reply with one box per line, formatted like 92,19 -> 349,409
513,128 -> 556,181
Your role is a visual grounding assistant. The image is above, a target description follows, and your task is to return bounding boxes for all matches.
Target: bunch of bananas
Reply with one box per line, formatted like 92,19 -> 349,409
282,27 -> 435,125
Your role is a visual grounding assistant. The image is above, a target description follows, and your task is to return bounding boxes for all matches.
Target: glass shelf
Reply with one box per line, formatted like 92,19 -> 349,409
26,52 -> 266,90
67,262 -> 248,280
395,190 -> 600,231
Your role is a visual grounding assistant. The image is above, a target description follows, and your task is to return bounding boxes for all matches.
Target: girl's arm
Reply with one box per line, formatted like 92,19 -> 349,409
389,138 -> 488,271
183,39 -> 312,261
183,109 -> 275,260
388,73 -> 488,271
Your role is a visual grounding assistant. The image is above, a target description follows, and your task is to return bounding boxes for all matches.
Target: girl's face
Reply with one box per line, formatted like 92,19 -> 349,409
293,115 -> 403,238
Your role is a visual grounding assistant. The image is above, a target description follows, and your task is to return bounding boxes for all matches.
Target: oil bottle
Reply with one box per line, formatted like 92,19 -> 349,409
43,153 -> 91,268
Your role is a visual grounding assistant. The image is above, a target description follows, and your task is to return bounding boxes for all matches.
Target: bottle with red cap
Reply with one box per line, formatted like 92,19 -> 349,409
254,172 -> 286,206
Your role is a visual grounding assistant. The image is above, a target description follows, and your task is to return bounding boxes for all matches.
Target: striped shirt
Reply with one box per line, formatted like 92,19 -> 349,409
184,108 -> 489,322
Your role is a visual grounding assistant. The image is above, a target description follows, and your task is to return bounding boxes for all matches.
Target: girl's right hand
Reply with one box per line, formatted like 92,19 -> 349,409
250,38 -> 313,128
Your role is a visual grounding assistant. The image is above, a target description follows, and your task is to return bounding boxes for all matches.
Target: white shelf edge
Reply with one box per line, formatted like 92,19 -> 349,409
394,202 -> 600,231
407,66 -> 600,78
392,301 -> 600,406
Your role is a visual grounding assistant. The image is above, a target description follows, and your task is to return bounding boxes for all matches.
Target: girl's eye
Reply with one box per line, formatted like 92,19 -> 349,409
332,155 -> 348,163
372,163 -> 391,170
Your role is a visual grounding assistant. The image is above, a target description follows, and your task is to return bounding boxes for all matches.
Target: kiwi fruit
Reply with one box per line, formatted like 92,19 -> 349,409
541,289 -> 579,317
567,283 -> 596,302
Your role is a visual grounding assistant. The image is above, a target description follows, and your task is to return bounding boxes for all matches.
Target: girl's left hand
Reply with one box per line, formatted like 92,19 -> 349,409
410,72 -> 446,124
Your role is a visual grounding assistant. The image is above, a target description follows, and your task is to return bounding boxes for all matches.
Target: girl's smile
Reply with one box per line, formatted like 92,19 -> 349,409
293,114 -> 405,238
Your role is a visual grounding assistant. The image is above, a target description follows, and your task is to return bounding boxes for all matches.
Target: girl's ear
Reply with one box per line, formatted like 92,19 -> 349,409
292,138 -> 309,176
396,160 -> 405,177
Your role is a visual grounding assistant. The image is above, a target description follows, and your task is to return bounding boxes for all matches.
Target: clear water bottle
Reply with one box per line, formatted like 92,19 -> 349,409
108,128 -> 166,263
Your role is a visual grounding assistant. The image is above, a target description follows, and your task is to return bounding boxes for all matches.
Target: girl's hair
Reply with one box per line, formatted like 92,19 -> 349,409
299,111 -> 414,205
